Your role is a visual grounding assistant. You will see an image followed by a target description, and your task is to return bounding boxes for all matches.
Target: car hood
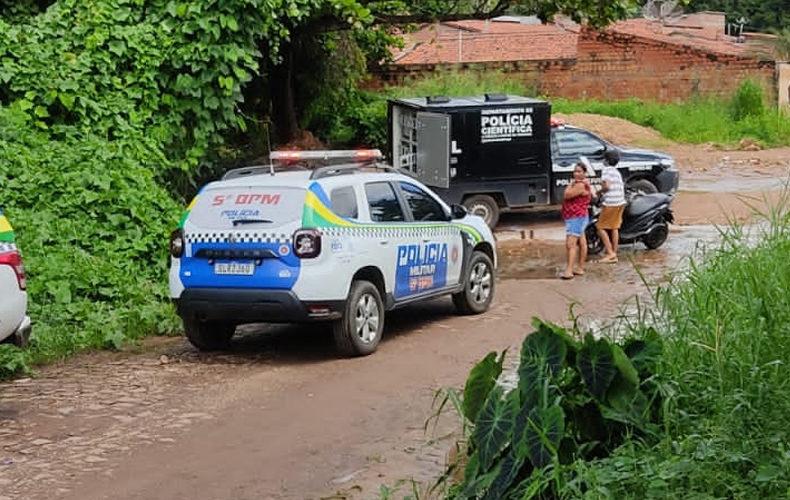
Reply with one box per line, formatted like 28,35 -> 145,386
618,147 -> 674,162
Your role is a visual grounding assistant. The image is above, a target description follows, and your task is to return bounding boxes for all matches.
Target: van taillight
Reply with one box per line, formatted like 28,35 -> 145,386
170,229 -> 185,258
0,250 -> 26,290
293,229 -> 321,259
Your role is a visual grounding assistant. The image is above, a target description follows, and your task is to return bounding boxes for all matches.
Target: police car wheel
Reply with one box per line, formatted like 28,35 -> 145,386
463,195 -> 500,229
183,319 -> 235,351
333,280 -> 384,357
453,251 -> 495,315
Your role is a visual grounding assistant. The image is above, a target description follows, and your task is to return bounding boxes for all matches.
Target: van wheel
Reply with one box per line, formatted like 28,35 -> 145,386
183,319 -> 235,351
333,280 -> 384,357
463,195 -> 500,229
453,251 -> 495,315
626,179 -> 658,201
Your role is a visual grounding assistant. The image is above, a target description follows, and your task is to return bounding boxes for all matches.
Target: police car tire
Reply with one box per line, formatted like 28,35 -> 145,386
333,280 -> 384,357
463,195 -> 500,229
183,320 -> 235,351
453,251 -> 495,315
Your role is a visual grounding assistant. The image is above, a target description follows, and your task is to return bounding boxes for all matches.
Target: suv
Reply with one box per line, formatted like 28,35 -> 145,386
0,207 -> 31,347
168,150 -> 497,356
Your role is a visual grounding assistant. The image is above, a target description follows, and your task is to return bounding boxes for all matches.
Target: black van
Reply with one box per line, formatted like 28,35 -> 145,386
387,94 -> 679,228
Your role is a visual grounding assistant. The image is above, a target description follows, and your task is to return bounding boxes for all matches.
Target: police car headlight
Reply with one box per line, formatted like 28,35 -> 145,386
293,229 -> 321,259
659,158 -> 674,167
170,228 -> 185,258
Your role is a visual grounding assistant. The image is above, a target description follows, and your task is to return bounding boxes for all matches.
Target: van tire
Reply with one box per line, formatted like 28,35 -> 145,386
626,179 -> 658,200
184,319 -> 235,351
463,195 -> 500,229
333,280 -> 384,357
453,251 -> 495,315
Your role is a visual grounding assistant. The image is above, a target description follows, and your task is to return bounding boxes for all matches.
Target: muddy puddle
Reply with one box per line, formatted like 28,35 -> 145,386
495,223 -> 726,282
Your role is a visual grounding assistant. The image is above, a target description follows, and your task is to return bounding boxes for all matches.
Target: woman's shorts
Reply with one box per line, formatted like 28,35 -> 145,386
599,205 -> 626,230
565,216 -> 589,237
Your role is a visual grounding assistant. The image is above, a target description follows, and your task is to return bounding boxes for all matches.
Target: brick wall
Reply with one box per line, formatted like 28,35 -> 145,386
374,28 -> 777,104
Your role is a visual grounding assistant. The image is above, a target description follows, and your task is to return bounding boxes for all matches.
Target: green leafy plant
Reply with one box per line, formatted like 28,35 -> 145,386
443,318 -> 664,500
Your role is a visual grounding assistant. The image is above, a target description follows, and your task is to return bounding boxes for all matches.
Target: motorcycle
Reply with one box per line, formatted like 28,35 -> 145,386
586,193 -> 675,255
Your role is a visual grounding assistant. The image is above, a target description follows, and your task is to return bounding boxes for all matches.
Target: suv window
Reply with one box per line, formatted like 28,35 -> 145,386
554,130 -> 606,157
330,186 -> 359,219
365,182 -> 405,222
399,182 -> 446,222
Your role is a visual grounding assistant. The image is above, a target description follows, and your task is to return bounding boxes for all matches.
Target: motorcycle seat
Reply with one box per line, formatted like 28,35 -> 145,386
626,193 -> 670,217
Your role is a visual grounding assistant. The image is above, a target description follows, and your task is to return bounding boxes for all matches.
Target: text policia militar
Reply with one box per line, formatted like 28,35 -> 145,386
480,107 -> 534,143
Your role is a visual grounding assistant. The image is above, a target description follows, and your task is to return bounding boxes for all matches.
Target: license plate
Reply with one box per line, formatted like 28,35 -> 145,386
214,262 -> 255,276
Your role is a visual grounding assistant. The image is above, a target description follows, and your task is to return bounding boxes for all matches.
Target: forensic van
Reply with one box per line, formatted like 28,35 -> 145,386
388,94 -> 680,228
168,150 -> 497,356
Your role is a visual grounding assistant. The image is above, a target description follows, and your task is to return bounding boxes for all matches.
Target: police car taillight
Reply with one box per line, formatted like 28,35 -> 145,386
170,228 -> 185,258
0,249 -> 26,290
293,229 -> 321,259
550,117 -> 565,127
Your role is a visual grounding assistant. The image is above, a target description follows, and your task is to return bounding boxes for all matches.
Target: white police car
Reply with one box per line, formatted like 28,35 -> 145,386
169,150 -> 497,356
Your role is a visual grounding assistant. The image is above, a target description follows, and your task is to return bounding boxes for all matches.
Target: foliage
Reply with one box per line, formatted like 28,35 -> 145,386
686,0 -> 790,33
442,318 -> 665,500
729,78 -> 766,121
0,106 -> 181,379
555,191 -> 790,499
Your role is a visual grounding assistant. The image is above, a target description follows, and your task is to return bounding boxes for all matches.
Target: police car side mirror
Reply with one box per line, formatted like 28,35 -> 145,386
450,204 -> 467,220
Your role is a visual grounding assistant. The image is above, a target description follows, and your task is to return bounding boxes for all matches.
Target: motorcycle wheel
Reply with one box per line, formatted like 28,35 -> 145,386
586,225 -> 604,255
643,223 -> 669,250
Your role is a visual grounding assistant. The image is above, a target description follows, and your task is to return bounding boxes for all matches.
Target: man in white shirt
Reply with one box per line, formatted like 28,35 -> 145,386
597,149 -> 626,263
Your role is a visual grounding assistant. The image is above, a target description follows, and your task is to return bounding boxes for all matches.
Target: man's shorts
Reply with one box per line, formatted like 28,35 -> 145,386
565,216 -> 589,237
598,205 -> 626,230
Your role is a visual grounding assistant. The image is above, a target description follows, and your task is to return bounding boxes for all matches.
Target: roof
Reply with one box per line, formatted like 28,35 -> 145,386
392,22 -> 577,64
608,18 -> 772,58
390,13 -> 776,66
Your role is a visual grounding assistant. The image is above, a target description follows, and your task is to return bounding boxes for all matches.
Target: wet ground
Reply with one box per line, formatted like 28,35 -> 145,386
0,167 -> 788,500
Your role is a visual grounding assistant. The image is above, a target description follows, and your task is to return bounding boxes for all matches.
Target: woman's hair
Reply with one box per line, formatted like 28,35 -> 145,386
574,163 -> 586,173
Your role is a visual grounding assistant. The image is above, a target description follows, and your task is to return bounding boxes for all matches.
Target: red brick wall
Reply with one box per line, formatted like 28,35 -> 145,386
373,28 -> 777,104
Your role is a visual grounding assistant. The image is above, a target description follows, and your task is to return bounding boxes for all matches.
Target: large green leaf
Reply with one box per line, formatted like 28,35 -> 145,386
481,446 -> 525,500
601,375 -> 650,429
462,350 -> 506,423
623,332 -> 664,377
472,386 -> 516,472
523,404 -> 565,468
520,323 -> 568,378
611,344 -> 639,386
577,335 -> 617,401
457,451 -> 500,500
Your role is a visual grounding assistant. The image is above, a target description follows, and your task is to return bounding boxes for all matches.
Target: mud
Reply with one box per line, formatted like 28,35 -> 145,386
1,139 -> 789,500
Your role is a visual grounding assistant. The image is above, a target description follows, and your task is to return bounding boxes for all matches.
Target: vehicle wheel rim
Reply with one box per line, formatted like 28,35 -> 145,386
469,261 -> 492,304
353,293 -> 380,344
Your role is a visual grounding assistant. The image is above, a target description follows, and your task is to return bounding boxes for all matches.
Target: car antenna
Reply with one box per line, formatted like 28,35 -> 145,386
266,123 -> 275,176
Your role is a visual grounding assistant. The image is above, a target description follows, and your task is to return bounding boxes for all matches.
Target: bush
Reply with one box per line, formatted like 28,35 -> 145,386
0,106 -> 181,377
730,79 -> 766,122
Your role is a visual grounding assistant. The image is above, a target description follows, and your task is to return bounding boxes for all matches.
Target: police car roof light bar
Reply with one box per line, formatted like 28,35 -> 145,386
270,149 -> 383,162
310,162 -> 397,180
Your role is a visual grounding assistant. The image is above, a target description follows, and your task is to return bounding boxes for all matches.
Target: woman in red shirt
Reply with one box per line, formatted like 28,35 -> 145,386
560,162 -> 592,279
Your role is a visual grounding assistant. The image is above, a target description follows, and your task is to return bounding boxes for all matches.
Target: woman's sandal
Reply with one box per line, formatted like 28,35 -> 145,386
573,269 -> 585,276
597,255 -> 618,264
560,274 -> 574,280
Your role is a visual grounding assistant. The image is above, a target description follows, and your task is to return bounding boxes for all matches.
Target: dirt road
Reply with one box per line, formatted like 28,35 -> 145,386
2,124 -> 789,500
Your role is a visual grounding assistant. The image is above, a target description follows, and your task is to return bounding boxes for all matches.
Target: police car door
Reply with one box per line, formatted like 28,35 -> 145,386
395,181 -> 463,299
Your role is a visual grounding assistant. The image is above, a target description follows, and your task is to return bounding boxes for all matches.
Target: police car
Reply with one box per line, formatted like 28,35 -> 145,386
168,150 -> 497,356
0,207 -> 31,347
